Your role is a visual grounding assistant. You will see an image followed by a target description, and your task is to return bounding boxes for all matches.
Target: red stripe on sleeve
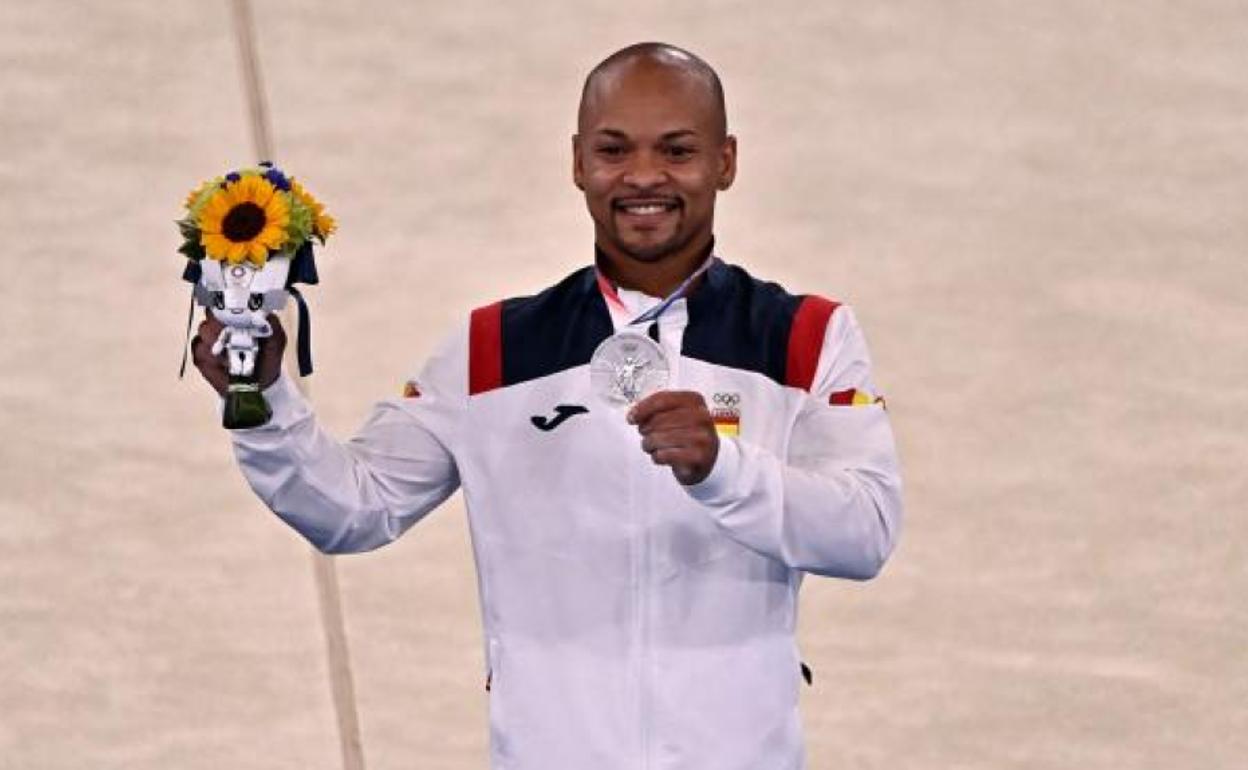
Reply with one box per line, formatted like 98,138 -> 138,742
785,296 -> 840,392
469,301 -> 503,395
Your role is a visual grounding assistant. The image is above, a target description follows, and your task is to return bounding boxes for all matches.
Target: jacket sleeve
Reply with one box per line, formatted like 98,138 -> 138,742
684,304 -> 904,579
226,323 -> 467,554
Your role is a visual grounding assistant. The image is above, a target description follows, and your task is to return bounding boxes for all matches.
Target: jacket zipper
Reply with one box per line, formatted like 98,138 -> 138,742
629,441 -> 649,769
640,467 -> 651,770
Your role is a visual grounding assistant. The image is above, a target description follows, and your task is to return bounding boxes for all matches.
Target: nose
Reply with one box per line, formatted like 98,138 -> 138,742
621,149 -> 667,189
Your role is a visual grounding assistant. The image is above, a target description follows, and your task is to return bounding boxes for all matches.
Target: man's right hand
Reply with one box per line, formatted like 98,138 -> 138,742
190,312 -> 287,396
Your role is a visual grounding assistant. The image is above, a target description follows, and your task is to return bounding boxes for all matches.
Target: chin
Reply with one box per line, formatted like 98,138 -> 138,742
614,233 -> 689,262
619,244 -> 674,262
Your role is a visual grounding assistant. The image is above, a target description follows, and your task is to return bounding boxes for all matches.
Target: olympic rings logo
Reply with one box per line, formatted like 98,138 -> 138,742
712,392 -> 741,407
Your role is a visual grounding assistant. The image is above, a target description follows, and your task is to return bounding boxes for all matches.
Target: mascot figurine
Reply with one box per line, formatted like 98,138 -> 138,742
176,162 -> 335,429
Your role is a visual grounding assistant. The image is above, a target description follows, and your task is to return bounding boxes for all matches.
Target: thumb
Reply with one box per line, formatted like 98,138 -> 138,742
267,313 -> 287,344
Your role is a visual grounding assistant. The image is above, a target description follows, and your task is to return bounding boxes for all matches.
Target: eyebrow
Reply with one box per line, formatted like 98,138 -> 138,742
593,128 -> 700,141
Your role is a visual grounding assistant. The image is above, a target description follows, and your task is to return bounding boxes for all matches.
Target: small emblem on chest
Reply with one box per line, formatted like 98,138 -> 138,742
710,392 -> 741,437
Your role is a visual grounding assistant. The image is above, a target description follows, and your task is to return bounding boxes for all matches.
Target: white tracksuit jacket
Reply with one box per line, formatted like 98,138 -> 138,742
229,258 -> 904,770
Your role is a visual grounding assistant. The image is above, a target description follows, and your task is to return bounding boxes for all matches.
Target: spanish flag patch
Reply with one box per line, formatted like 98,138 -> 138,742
829,388 -> 885,408
713,414 -> 740,437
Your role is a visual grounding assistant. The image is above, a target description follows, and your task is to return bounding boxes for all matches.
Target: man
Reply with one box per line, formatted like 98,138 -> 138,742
193,42 -> 903,770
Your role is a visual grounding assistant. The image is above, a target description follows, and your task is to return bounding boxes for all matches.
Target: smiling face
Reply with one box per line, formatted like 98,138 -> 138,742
573,53 -> 736,286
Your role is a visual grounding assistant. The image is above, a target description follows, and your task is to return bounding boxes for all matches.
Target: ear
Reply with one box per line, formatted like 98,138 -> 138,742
717,134 -> 738,191
571,134 -> 585,191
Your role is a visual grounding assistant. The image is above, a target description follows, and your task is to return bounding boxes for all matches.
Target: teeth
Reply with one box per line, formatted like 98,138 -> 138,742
623,204 -> 671,215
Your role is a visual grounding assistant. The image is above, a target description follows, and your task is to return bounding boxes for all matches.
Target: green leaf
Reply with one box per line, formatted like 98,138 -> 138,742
178,240 -> 206,261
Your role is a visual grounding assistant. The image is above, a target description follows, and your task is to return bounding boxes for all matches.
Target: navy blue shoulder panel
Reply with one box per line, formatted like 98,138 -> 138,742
682,260 -> 804,386
500,266 -> 614,388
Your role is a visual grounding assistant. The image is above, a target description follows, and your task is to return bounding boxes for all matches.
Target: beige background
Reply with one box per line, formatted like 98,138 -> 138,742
1,1 -> 1245,768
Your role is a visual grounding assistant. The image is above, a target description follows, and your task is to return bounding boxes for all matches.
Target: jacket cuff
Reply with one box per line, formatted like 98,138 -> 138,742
259,372 -> 305,427
683,435 -> 742,506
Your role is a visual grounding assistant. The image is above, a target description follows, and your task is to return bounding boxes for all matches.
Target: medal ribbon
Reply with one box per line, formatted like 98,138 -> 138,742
602,255 -> 715,328
590,254 -> 713,405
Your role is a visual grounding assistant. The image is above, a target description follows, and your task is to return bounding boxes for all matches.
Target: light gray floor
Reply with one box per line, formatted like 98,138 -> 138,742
2,1 -> 1245,768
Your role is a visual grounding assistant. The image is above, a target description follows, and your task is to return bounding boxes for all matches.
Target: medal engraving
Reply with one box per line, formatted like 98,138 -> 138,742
590,331 -> 669,406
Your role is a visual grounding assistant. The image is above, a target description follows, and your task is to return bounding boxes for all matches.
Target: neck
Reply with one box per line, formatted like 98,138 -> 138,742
595,236 -> 715,298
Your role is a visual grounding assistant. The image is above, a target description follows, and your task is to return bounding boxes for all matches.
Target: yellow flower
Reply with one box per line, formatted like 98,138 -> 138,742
184,177 -> 223,211
197,175 -> 290,265
291,179 -> 336,239
316,211 -> 337,238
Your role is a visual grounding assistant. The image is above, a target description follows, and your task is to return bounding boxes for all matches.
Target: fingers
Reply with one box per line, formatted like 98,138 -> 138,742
646,440 -> 718,485
191,318 -> 218,365
635,406 -> 703,436
190,318 -> 228,396
640,426 -> 704,455
266,313 -> 286,341
199,308 -> 223,333
628,390 -> 719,485
627,390 -> 706,425
190,309 -> 288,396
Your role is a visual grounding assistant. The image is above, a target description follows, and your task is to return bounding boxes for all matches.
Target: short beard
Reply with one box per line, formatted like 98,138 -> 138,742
610,227 -> 698,263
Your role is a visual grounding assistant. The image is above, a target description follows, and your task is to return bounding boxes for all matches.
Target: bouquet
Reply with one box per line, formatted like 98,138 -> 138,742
177,162 -> 335,428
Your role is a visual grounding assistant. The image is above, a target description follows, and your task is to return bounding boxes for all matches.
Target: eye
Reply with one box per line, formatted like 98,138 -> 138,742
595,144 -> 626,159
664,145 -> 696,160
211,292 -> 224,310
248,293 -> 264,311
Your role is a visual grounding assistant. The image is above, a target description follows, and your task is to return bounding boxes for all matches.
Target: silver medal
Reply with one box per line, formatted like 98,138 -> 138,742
589,329 -> 670,406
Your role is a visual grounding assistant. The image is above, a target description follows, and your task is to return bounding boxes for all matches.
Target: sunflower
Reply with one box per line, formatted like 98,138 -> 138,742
197,174 -> 290,265
291,179 -> 337,240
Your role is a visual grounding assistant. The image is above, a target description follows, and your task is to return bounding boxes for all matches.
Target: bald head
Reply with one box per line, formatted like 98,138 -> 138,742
578,43 -> 727,141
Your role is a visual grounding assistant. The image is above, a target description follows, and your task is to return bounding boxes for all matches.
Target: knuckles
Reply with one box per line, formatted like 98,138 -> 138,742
632,391 -> 718,481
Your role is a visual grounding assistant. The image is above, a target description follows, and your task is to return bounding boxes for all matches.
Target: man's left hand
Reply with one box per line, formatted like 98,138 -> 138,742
628,390 -> 719,486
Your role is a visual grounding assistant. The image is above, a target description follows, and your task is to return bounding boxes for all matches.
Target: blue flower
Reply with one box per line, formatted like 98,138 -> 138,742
225,172 -> 241,183
264,167 -> 291,191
